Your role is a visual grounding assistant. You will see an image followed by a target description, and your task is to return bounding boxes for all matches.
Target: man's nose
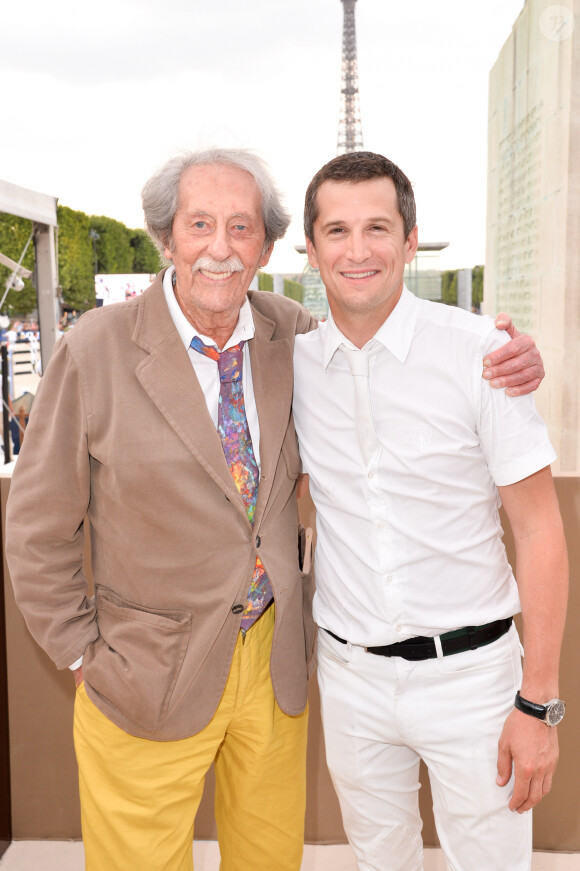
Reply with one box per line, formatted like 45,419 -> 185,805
346,232 -> 371,262
206,225 -> 233,262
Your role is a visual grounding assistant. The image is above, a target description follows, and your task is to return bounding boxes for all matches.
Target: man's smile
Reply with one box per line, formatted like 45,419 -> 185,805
198,269 -> 236,281
340,270 -> 380,279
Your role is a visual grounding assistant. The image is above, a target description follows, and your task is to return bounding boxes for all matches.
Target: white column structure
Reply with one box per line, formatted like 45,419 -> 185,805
34,224 -> 59,371
456,269 -> 472,311
0,180 -> 59,370
484,0 -> 580,472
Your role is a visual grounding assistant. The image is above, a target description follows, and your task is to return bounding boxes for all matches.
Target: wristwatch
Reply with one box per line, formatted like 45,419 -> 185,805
514,691 -> 565,726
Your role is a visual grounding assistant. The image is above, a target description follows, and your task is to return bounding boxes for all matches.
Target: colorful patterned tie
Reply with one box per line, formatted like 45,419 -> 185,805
190,336 -> 272,631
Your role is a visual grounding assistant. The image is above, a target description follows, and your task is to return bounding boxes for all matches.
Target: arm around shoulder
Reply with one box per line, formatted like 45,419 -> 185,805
484,314 -> 544,397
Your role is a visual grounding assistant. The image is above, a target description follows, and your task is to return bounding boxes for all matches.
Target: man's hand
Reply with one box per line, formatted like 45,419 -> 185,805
496,708 -> 559,812
73,665 -> 84,688
483,313 -> 545,396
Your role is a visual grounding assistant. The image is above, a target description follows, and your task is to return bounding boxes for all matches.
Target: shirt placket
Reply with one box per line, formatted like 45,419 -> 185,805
342,344 -> 401,630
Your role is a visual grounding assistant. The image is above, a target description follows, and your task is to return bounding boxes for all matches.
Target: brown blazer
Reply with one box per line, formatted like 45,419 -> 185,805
6,273 -> 317,740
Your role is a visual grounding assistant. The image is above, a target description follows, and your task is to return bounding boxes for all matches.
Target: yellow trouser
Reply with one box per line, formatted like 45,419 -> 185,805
74,605 -> 308,871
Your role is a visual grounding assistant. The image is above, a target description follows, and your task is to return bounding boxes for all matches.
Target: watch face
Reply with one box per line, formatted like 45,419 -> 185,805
547,700 -> 565,725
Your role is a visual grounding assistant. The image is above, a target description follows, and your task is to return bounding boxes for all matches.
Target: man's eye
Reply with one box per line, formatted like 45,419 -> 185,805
232,224 -> 248,232
194,221 -> 207,229
329,227 -> 345,234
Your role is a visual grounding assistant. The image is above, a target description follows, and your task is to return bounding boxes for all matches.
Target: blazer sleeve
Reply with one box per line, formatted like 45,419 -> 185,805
5,336 -> 99,669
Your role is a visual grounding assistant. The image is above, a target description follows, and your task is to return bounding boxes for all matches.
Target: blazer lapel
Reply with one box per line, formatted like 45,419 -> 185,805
132,274 -> 248,519
249,304 -> 294,526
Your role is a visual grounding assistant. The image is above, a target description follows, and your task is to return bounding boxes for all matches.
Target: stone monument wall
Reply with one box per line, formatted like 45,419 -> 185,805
484,0 -> 580,471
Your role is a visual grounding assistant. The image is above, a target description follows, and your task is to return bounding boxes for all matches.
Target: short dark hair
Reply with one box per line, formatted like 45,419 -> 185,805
304,151 -> 416,242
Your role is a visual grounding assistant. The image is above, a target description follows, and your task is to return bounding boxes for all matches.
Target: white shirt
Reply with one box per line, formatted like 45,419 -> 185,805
292,287 -> 556,646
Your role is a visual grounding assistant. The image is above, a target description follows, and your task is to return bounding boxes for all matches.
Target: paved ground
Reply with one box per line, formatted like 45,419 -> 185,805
0,842 -> 577,870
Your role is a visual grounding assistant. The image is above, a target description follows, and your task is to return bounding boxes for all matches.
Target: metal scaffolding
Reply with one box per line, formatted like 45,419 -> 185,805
337,0 -> 364,155
0,179 -> 59,372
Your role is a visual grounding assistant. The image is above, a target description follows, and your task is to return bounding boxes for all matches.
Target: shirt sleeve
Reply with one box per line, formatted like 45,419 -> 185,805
476,328 -> 557,487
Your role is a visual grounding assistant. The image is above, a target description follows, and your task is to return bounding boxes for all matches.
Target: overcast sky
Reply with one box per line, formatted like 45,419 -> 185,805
1,0 -> 526,274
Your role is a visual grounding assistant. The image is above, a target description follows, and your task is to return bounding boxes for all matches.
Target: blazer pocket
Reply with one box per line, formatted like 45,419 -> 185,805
87,586 -> 192,733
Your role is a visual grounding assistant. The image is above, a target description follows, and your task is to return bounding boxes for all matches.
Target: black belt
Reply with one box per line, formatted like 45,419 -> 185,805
324,617 -> 513,661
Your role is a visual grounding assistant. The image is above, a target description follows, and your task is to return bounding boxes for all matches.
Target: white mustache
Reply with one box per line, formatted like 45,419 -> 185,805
192,255 -> 244,274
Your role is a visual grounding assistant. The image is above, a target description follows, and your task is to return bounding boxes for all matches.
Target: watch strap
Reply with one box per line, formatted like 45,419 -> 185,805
514,691 -> 547,721
514,691 -> 565,726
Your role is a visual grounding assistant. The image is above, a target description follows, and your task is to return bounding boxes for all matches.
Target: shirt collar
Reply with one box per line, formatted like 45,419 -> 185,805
162,265 -> 255,351
322,314 -> 356,369
323,284 -> 419,369
373,286 -> 418,363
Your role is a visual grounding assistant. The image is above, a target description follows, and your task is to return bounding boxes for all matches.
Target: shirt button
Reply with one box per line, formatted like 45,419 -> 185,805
396,624 -> 402,633
386,575 -> 393,583
367,472 -> 374,479
376,521 -> 384,529
231,604 -> 244,614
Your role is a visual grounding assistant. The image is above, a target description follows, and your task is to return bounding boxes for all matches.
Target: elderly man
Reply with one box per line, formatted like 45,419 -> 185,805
292,151 -> 567,871
7,149 -> 316,871
6,148 -> 542,871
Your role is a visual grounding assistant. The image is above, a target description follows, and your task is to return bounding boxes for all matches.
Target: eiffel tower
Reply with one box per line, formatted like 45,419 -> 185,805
337,0 -> 364,155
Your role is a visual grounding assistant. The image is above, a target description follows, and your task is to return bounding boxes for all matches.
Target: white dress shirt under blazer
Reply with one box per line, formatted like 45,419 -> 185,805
163,266 -> 261,467
292,287 -> 556,647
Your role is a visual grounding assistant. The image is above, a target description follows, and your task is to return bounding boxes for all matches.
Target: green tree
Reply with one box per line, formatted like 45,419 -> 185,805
283,279 -> 304,304
472,265 -> 484,309
130,229 -> 161,274
0,214 -> 38,316
258,272 -> 273,292
440,267 -> 484,310
0,206 -> 163,318
441,270 -> 458,306
89,215 -> 134,274
57,205 -> 95,311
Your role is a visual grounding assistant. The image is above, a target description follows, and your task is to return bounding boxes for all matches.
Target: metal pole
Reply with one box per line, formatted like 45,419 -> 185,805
33,223 -> 60,372
1,346 -> 11,464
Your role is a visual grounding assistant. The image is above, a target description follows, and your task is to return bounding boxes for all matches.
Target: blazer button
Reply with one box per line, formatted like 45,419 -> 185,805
256,535 -> 261,547
231,604 -> 244,614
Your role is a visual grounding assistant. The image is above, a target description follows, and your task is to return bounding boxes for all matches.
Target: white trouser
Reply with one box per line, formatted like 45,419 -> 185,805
317,623 -> 532,871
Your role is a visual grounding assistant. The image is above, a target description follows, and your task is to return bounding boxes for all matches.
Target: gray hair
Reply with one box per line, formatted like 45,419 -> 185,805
141,147 -> 291,258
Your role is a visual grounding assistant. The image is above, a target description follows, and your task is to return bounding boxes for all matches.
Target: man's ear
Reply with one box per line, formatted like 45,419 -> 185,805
404,226 -> 418,265
259,243 -> 274,269
306,238 -> 319,270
